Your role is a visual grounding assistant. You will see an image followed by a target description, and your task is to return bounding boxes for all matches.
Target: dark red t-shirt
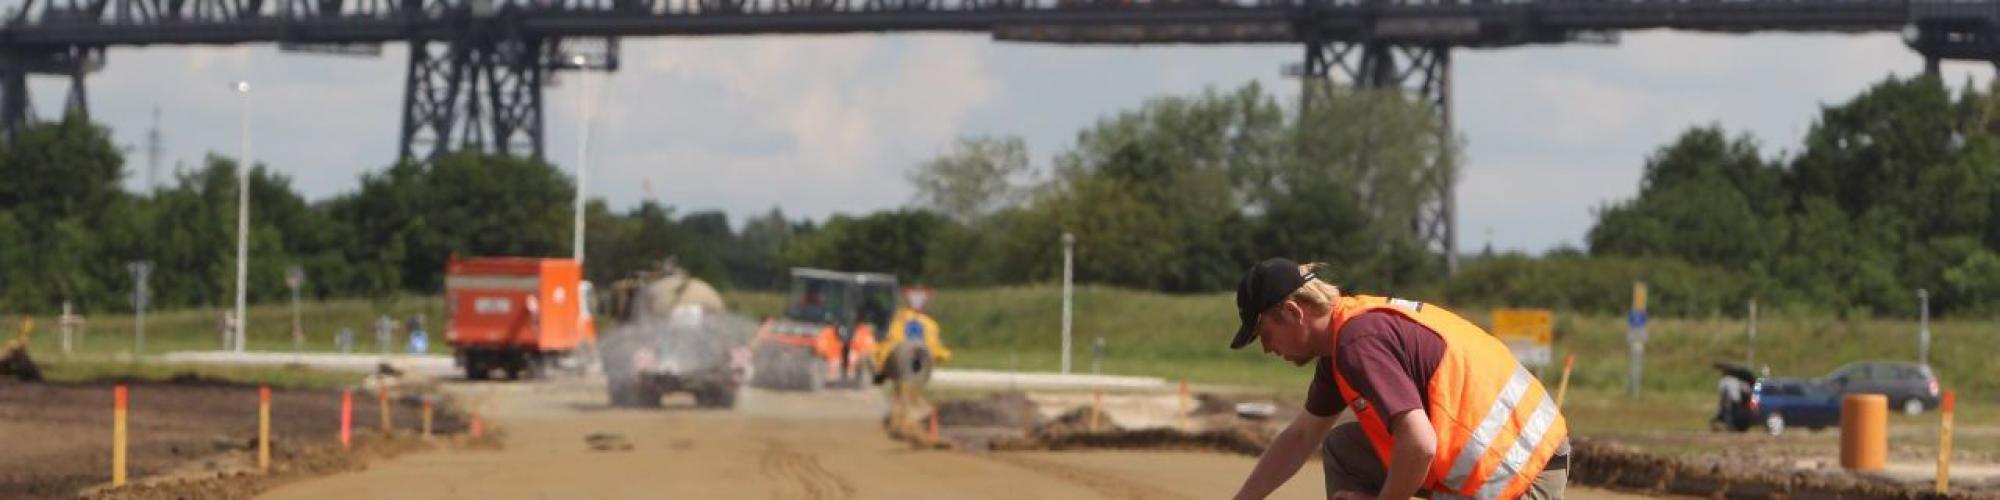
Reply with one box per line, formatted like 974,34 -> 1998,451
1304,311 -> 1445,422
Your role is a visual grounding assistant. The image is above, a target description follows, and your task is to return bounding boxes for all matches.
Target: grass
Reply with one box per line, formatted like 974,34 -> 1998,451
18,285 -> 1998,410
730,285 -> 2000,399
33,358 -> 362,388
17,297 -> 446,357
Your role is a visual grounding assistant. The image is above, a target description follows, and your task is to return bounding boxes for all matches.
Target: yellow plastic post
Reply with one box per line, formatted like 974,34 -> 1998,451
258,386 -> 271,472
1841,394 -> 1888,471
1555,353 -> 1575,408
1939,390 -> 1957,494
112,385 -> 127,487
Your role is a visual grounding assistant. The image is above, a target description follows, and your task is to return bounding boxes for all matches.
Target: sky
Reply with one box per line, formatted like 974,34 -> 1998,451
35,29 -> 1998,254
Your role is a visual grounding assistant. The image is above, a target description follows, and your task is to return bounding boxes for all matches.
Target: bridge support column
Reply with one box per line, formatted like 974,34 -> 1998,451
0,46 -> 97,144
1297,40 -> 1458,275
399,36 -> 546,163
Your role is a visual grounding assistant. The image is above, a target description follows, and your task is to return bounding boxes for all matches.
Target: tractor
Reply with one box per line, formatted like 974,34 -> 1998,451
749,269 -> 949,392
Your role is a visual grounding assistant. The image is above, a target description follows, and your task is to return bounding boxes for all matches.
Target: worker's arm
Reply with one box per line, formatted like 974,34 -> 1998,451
1233,409 -> 1338,500
1376,408 -> 1437,500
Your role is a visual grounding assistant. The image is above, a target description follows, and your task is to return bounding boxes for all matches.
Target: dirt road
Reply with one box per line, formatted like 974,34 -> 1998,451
257,378 -> 1647,499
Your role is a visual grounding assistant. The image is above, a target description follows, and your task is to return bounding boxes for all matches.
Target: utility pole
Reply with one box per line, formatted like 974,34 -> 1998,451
146,106 -> 161,192
1061,232 -> 1075,375
1918,288 -> 1931,365
1747,299 -> 1757,367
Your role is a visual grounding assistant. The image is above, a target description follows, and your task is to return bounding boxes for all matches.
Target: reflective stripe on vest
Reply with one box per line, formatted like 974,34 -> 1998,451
1327,295 -> 1568,500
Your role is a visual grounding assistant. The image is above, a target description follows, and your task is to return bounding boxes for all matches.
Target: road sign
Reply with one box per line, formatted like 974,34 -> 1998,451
902,286 -> 934,313
1491,308 -> 1554,367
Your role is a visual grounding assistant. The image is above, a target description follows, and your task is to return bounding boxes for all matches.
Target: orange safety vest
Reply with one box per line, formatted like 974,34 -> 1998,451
1326,295 -> 1567,500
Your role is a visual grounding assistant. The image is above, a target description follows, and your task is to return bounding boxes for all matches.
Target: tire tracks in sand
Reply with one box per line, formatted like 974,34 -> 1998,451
760,440 -> 857,500
985,453 -> 1194,500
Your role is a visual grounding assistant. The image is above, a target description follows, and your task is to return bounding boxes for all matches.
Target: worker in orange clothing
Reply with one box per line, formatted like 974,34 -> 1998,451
1229,258 -> 1569,500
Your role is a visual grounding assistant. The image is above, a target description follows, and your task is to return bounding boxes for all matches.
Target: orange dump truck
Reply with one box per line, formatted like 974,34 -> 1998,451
445,256 -> 596,380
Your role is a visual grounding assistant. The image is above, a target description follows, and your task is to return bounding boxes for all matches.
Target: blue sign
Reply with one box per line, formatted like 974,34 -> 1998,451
1627,311 -> 1648,329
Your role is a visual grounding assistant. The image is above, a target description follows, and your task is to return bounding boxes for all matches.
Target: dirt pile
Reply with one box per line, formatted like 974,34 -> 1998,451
934,391 -> 1040,428
1569,437 -> 2000,499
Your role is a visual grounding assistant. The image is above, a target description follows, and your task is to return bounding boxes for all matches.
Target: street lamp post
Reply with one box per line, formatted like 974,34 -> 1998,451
234,80 -> 252,353
572,55 -> 590,263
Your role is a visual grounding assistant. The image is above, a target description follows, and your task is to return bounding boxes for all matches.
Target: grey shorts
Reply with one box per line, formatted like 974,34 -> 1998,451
1321,422 -> 1566,499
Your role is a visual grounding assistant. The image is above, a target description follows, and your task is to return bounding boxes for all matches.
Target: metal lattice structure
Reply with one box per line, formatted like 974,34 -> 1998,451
6,0 -> 2000,266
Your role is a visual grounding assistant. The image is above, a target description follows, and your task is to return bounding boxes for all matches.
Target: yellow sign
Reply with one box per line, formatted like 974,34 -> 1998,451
1491,309 -> 1554,366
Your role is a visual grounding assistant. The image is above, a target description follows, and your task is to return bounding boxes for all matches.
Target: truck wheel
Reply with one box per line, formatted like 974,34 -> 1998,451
463,353 -> 490,381
696,386 -> 739,408
634,380 -> 665,408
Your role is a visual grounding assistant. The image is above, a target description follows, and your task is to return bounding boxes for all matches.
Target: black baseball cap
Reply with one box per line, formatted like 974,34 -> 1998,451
1230,258 -> 1317,349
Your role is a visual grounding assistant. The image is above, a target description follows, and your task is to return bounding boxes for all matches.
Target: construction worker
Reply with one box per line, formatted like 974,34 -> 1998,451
1229,258 -> 1569,500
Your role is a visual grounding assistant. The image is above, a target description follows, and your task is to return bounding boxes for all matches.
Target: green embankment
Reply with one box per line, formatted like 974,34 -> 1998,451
22,286 -> 1995,402
725,285 -> 1999,400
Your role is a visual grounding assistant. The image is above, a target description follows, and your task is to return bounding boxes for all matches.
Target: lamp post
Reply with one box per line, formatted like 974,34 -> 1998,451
1061,232 -> 1075,374
233,80 -> 252,353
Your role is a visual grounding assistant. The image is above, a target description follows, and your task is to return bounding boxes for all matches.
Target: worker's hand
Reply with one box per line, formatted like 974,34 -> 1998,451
1331,490 -> 1373,500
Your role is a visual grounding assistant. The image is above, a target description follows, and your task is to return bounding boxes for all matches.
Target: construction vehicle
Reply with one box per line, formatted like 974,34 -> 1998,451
599,262 -> 753,408
1,317 -> 41,382
751,269 -> 951,391
871,286 -> 949,387
444,256 -> 598,380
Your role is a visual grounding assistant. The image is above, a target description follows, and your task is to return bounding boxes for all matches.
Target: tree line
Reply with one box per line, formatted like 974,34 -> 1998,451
10,75 -> 1985,318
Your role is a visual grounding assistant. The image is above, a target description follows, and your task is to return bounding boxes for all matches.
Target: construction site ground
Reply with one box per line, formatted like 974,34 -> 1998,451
0,375 -> 466,500
250,376 -> 1657,500
8,363 -> 1990,499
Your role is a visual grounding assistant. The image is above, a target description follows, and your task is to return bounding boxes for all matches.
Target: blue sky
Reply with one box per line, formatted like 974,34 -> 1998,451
45,30 -> 1997,253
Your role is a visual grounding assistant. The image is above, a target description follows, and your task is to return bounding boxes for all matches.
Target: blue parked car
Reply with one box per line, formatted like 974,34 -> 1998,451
1741,378 -> 1843,435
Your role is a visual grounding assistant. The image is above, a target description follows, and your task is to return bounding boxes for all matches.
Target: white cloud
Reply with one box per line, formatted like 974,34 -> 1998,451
61,29 -> 1999,252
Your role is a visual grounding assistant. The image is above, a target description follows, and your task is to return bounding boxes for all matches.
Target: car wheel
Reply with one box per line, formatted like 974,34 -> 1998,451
1902,398 -> 1925,415
1764,414 -> 1785,436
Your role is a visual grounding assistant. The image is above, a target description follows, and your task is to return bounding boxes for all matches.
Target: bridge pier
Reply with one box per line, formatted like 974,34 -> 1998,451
0,46 -> 98,143
399,36 -> 548,163
1296,39 -> 1458,275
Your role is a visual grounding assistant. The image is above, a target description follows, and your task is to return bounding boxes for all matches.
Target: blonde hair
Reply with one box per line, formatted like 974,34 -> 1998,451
1287,262 -> 1341,316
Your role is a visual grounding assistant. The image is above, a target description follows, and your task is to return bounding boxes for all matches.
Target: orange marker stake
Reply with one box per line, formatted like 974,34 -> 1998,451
1939,390 -> 1957,494
112,385 -> 127,487
1555,353 -> 1576,408
258,386 -> 271,472
339,390 -> 353,450
422,399 -> 433,438
927,410 -> 940,444
470,412 -> 483,439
